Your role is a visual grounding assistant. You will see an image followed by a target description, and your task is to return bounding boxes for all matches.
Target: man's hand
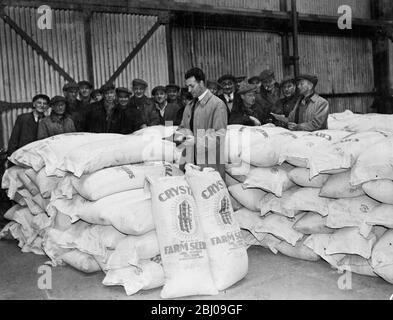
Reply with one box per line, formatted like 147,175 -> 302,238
270,112 -> 288,124
287,122 -> 298,131
249,116 -> 261,126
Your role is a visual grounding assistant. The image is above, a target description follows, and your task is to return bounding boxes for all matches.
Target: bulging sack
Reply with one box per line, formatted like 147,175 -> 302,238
319,171 -> 365,198
288,167 -> 329,188
185,165 -> 248,291
240,229 -> 281,253
25,168 -> 61,198
243,163 -> 295,197
147,174 -> 218,299
275,237 -> 320,262
371,230 -> 393,284
364,204 -> 393,229
293,211 -> 334,235
228,183 -> 266,212
337,255 -> 377,277
60,249 -> 101,273
362,180 -> 393,205
351,136 -> 393,185
259,187 -> 301,218
64,135 -> 179,177
1,166 -> 24,199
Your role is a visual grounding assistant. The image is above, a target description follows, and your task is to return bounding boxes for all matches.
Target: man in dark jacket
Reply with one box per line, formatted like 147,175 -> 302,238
275,76 -> 299,117
129,78 -> 160,126
175,87 -> 192,126
78,80 -> 93,107
7,93 -> 50,156
152,86 -> 180,126
369,88 -> 393,114
254,69 -> 281,124
85,83 -> 122,133
63,82 -> 86,132
229,83 -> 262,126
218,74 -> 237,116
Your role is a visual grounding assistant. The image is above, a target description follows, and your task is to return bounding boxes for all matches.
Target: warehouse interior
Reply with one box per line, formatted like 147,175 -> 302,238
1,0 -> 393,300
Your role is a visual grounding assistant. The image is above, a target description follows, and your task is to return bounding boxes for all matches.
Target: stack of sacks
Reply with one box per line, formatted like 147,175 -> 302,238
144,164 -> 248,299
1,129 -> 185,295
231,127 -> 393,285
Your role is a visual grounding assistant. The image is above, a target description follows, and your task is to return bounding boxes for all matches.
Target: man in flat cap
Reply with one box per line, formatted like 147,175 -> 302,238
118,87 -> 144,134
85,83 -> 122,133
207,80 -> 221,96
229,83 -> 263,126
235,76 -> 247,91
272,76 -> 300,128
254,69 -> 281,124
176,67 -> 227,179
165,84 -> 181,104
218,74 -> 237,116
286,74 -> 329,131
152,86 -> 180,126
116,87 -> 132,111
90,89 -> 103,103
63,82 -> 86,132
37,96 -> 76,140
248,76 -> 262,92
78,80 -> 93,107
7,94 -> 50,156
129,78 -> 160,126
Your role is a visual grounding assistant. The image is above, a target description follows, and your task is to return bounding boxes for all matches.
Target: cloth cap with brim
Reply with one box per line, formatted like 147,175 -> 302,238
100,83 -> 116,93
152,86 -> 167,96
296,74 -> 318,87
62,82 -> 79,92
218,74 -> 237,84
132,79 -> 148,88
50,96 -> 66,106
116,87 -> 131,95
165,84 -> 180,91
280,76 -> 296,87
237,83 -> 258,95
32,94 -> 50,104
259,69 -> 275,82
248,76 -> 261,84
206,80 -> 221,89
77,80 -> 93,89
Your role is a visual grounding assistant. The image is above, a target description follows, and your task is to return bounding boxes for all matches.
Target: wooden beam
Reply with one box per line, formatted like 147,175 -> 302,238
0,6 -> 75,83
106,20 -> 162,84
83,9 -> 94,85
163,12 -> 175,84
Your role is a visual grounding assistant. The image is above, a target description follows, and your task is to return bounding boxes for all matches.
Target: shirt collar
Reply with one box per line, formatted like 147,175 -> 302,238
224,92 -> 234,101
156,101 -> 168,111
198,89 -> 209,102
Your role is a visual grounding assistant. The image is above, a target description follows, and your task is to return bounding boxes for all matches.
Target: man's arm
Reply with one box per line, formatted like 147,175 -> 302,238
37,120 -> 49,140
296,100 -> 329,131
7,116 -> 22,156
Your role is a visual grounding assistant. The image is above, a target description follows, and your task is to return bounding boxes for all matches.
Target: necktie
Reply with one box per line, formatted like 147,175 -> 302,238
189,98 -> 198,133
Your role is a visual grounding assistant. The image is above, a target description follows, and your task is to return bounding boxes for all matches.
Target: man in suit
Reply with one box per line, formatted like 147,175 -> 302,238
7,94 -> 50,156
177,67 -> 227,179
218,74 -> 237,115
152,86 -> 180,126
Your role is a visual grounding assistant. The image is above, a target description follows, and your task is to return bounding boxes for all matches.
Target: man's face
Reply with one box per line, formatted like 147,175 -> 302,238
104,89 -> 116,103
167,88 -> 179,102
207,85 -> 218,96
186,76 -> 205,99
79,85 -> 92,99
33,98 -> 49,114
261,77 -> 276,92
154,90 -> 167,104
133,85 -> 146,98
282,81 -> 296,98
64,89 -> 78,102
92,93 -> 103,102
221,80 -> 235,95
297,79 -> 313,95
117,92 -> 130,107
241,91 -> 256,106
250,79 -> 261,90
52,101 -> 66,115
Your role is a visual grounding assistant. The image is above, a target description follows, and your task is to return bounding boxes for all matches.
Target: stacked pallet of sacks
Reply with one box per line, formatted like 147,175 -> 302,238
226,122 -> 393,284
0,126 -> 189,295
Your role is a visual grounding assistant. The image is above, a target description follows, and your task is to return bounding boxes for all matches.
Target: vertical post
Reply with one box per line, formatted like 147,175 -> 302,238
83,9 -> 94,86
280,0 -> 292,76
291,0 -> 300,78
161,11 -> 175,84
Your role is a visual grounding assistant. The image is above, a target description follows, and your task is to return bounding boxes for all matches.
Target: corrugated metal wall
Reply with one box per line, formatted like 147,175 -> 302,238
327,96 -> 374,114
173,0 -> 280,11
390,41 -> 393,89
173,27 -> 283,85
91,13 -> 168,90
297,34 -> 374,113
288,0 -> 371,19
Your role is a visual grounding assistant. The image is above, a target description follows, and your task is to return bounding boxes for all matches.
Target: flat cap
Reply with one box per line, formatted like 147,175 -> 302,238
100,83 -> 116,93
280,76 -> 296,87
116,87 -> 132,95
32,94 -> 50,103
248,76 -> 261,84
206,80 -> 221,89
218,74 -> 237,84
132,78 -> 148,88
151,85 -> 167,96
296,74 -> 318,87
237,83 -> 258,95
77,80 -> 93,89
259,69 -> 275,81
62,82 -> 79,92
165,84 -> 180,91
50,95 -> 66,105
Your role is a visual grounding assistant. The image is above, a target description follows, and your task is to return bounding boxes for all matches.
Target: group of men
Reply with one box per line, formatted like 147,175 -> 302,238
7,67 -> 329,178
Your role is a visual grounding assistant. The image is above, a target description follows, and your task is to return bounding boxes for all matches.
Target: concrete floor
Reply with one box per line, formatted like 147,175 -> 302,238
1,239 -> 392,300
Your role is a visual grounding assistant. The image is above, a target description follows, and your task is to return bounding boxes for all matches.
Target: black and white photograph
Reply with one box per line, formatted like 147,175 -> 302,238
1,0 -> 393,306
